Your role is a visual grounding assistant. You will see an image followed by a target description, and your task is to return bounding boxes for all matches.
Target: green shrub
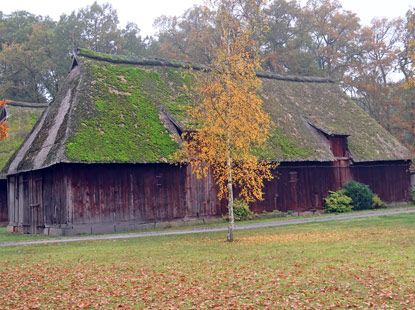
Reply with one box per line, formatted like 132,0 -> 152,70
258,210 -> 287,219
324,189 -> 353,213
372,194 -> 387,209
223,199 -> 254,221
234,199 -> 254,221
411,186 -> 415,202
344,181 -> 374,211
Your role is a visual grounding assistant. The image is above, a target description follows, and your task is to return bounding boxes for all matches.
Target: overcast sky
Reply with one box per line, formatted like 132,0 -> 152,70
1,0 -> 414,37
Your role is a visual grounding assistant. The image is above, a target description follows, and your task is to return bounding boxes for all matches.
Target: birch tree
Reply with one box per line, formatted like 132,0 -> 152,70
179,0 -> 275,242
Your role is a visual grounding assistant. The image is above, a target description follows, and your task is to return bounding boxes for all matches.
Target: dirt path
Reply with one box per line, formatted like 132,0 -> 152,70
2,207 -> 415,247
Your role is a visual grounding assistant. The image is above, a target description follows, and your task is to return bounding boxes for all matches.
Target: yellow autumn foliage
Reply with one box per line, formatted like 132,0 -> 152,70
178,2 -> 276,203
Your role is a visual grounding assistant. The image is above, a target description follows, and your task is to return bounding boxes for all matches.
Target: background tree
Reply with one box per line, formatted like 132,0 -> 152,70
0,2 -> 152,103
399,8 -> 415,82
179,0 -> 274,242
0,100 -> 9,141
0,12 -> 56,102
344,18 -> 403,130
154,5 -> 217,63
395,8 -> 415,158
262,0 -> 321,75
304,0 -> 365,79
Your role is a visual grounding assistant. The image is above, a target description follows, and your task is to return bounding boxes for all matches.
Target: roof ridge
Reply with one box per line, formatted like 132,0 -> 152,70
76,48 -> 335,84
7,100 -> 49,108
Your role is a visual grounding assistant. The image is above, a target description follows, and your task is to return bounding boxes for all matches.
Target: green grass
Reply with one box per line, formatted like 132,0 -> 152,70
0,204 -> 413,244
1,213 -> 415,309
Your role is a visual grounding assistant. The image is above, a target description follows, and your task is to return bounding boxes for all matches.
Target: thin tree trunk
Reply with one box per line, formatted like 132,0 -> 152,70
227,149 -> 234,242
225,28 -> 234,242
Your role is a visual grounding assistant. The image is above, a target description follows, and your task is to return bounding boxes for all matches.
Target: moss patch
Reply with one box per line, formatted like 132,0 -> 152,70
65,60 -> 188,163
257,127 -> 315,160
65,50 -> 408,164
0,105 -> 44,170
259,78 -> 409,162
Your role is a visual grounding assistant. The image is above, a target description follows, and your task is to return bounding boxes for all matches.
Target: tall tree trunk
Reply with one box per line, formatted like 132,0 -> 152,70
227,149 -> 234,242
225,31 -> 235,242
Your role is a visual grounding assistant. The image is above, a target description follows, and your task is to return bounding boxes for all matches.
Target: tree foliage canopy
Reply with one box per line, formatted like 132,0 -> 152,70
0,2 -> 154,103
0,100 -> 9,141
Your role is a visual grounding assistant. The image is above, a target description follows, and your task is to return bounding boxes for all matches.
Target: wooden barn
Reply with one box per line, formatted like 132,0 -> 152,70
0,101 -> 47,225
3,49 -> 411,235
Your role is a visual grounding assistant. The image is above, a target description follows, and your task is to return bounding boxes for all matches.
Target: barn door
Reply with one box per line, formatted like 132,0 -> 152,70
30,175 -> 43,234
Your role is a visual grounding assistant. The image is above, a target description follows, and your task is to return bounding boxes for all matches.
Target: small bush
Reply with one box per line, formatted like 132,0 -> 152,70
344,181 -> 374,211
411,186 -> 415,202
223,199 -> 254,221
324,189 -> 353,213
372,194 -> 387,209
258,210 -> 287,219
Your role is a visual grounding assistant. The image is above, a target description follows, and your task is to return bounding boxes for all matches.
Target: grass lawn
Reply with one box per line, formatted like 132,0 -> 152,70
1,214 -> 415,309
1,204 -> 414,244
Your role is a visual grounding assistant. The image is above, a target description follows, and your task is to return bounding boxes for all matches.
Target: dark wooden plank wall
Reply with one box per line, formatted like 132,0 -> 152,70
60,160 -> 412,225
7,160 -> 410,231
250,164 -> 339,213
7,167 -> 67,232
185,165 -> 226,217
0,180 -> 7,223
68,164 -> 184,224
8,174 -> 28,230
42,166 -> 68,226
351,162 -> 410,202
67,163 -> 226,225
329,136 -> 348,158
252,161 -> 410,212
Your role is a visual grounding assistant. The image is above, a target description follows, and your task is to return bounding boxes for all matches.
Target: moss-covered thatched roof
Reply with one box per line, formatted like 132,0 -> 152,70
4,49 -> 409,175
0,101 -> 47,174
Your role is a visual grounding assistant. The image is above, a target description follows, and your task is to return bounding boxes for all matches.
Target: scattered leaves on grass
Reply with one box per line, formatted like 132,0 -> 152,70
1,215 -> 415,309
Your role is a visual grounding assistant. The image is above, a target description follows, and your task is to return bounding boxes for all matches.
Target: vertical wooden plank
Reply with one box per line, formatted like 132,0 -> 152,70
128,171 -> 135,220
8,177 -> 15,225
65,166 -> 73,225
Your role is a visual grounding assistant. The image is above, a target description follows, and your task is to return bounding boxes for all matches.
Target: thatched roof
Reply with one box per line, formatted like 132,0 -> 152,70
4,49 -> 409,175
0,101 -> 47,175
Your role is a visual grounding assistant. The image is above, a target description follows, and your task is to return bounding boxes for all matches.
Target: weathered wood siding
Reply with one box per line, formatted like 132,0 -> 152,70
7,163 -> 226,234
185,165 -> 225,217
329,136 -> 348,158
351,161 -> 410,202
6,160 -> 410,234
7,167 -> 66,233
249,161 -> 410,212
0,179 -> 7,224
250,163 -> 339,213
42,166 -> 69,226
70,164 -> 184,224
66,163 -> 225,225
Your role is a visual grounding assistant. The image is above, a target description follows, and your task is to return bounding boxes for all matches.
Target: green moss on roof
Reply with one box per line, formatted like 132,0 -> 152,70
70,52 -> 408,163
259,79 -> 409,162
65,59 -> 185,163
255,127 -> 315,161
0,105 -> 44,170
